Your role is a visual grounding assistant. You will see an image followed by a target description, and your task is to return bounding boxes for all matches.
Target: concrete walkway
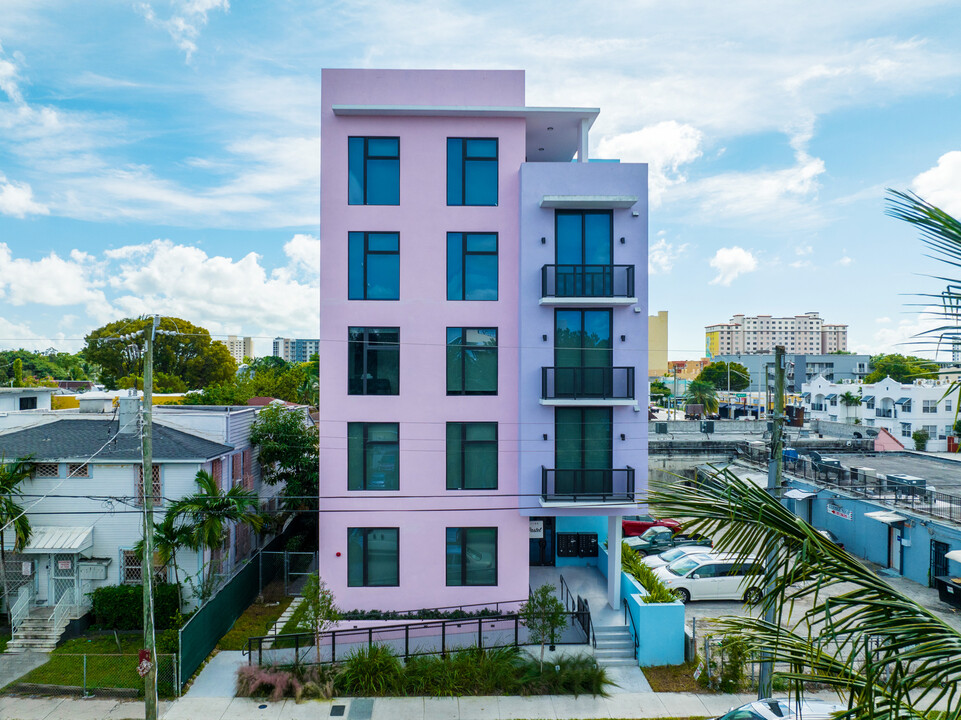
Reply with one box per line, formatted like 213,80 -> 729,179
184,651 -> 246,698
0,651 -> 49,689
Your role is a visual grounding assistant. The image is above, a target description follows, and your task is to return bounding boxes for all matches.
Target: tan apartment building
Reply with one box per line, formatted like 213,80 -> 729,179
705,312 -> 847,357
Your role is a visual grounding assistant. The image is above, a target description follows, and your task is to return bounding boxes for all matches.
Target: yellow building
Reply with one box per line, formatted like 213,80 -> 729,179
648,310 -> 668,377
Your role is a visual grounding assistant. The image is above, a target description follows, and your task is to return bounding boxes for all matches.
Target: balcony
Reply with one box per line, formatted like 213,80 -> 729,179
876,409 -> 895,418
541,367 -> 635,406
541,467 -> 635,504
540,265 -> 636,306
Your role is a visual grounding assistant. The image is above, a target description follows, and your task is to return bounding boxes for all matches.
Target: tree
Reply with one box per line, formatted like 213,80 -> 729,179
839,390 -> 862,424
12,359 -> 23,387
685,379 -> 719,415
0,456 -> 33,624
83,317 -> 236,390
695,361 -> 751,391
912,429 -> 929,451
649,380 -> 672,405
182,357 -> 309,406
168,470 -> 264,584
650,467 -> 961,720
133,512 -> 193,611
301,572 -> 340,663
249,406 -> 318,511
863,353 -> 939,384
519,584 -> 568,671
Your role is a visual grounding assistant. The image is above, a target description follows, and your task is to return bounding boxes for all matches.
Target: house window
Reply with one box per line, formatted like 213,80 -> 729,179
347,528 -> 399,586
34,463 -> 59,478
212,458 -> 222,487
447,233 -> 498,301
348,327 -> 399,395
947,399 -> 953,413
135,465 -> 163,506
446,527 -> 497,586
446,422 -> 497,490
447,328 -> 497,395
901,423 -> 912,438
121,549 -> 167,585
348,137 -> 399,205
232,453 -> 242,481
18,396 -> 37,410
447,138 -> 497,206
68,463 -> 90,478
349,232 -> 399,300
347,423 -> 399,491
924,424 -> 938,438
923,400 -> 938,414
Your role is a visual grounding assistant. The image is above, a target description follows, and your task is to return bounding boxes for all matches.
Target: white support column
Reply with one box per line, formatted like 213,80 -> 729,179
607,515 -> 621,609
578,118 -> 590,162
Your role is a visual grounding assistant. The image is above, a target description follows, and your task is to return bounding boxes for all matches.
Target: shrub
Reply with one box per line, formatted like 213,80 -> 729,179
336,644 -> 403,696
621,543 -> 676,603
912,429 -> 930,451
90,584 -> 182,630
236,664 -> 302,701
718,634 -> 749,692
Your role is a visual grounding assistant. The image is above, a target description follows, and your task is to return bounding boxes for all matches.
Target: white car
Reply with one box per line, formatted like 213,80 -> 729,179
653,552 -> 764,603
713,697 -> 846,720
642,545 -> 708,569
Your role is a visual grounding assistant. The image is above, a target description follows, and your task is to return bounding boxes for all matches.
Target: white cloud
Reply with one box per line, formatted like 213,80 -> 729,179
789,260 -> 812,269
0,172 -> 48,217
709,246 -> 758,286
595,121 -> 703,206
137,0 -> 230,61
862,306 -> 946,358
649,237 -> 688,275
284,234 -> 320,275
795,244 -> 813,256
911,151 -> 961,217
876,317 -> 891,324
837,255 -> 853,266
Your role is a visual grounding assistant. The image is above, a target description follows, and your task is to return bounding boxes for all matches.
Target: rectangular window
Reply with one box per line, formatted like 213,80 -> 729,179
555,407 -> 613,495
923,400 -> 938,414
446,422 -> 497,490
135,465 -> 163,507
68,463 -> 90,478
121,549 -> 167,585
349,232 -> 399,300
18,396 -> 37,410
947,399 -> 953,413
446,328 -> 497,395
924,424 -> 938,438
348,137 -> 399,205
348,327 -> 400,395
901,423 -> 912,438
446,527 -> 497,586
347,528 -> 399,587
348,423 -> 399,491
447,232 -> 497,301
447,138 -> 497,206
34,463 -> 59,478
232,453 -> 242,480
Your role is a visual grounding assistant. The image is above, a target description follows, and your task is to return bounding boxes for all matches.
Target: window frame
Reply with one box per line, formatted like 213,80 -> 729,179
446,232 -> 498,301
446,422 -> 498,490
120,547 -> 168,585
445,526 -> 498,586
923,399 -> 938,414
447,137 -> 498,207
135,464 -> 163,507
347,527 -> 399,587
347,422 -> 400,491
446,327 -> 498,396
348,231 -> 400,300
34,463 -> 60,478
348,136 -> 400,206
348,327 -> 400,396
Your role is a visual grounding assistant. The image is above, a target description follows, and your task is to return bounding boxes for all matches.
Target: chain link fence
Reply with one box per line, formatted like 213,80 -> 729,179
6,654 -> 178,698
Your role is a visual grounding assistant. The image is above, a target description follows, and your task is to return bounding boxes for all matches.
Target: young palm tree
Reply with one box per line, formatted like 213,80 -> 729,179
649,467 -> 961,719
169,469 -> 264,584
133,511 -> 193,610
685,379 -> 719,415
839,390 -> 862,424
0,456 -> 33,624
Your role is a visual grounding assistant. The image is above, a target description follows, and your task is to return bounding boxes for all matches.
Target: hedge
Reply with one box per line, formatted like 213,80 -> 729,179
90,584 -> 182,630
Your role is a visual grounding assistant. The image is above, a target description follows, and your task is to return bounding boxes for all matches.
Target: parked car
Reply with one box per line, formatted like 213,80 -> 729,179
642,545 -> 711,570
713,697 -> 846,720
623,525 -> 712,556
653,552 -> 764,604
816,528 -> 844,549
621,514 -> 682,537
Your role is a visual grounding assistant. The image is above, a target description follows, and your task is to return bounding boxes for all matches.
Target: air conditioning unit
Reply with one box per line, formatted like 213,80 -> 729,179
700,420 -> 714,434
655,422 -> 668,434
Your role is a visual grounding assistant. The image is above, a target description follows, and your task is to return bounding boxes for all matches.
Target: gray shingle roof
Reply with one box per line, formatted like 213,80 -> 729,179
0,419 -> 233,462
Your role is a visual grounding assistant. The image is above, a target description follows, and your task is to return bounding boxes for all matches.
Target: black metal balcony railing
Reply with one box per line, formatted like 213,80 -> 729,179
541,366 -> 635,401
541,467 -> 635,503
541,265 -> 635,299
876,409 -> 894,418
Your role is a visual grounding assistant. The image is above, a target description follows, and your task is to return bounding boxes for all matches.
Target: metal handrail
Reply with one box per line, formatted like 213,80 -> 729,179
558,574 -> 575,613
541,466 -> 636,503
53,588 -> 74,631
622,598 -> 639,660
541,264 -> 635,299
11,584 -> 33,632
541,366 -> 635,400
580,596 -> 596,648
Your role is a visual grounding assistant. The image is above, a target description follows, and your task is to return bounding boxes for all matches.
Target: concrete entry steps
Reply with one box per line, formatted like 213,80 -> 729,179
592,625 -> 636,667
6,608 -> 71,654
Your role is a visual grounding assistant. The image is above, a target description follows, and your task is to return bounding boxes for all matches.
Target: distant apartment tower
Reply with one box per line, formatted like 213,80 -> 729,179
272,337 -> 320,363
225,335 -> 254,364
705,312 -> 847,357
648,311 -> 668,377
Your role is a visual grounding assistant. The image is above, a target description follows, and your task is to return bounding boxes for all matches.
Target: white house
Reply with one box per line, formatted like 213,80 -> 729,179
0,387 -> 56,412
0,396 -> 293,651
803,375 -> 959,451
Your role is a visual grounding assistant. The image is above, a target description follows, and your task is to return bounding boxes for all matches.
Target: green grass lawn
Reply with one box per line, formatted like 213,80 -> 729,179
8,632 -> 177,698
218,596 -> 293,651
279,600 -> 307,635
0,632 -> 9,654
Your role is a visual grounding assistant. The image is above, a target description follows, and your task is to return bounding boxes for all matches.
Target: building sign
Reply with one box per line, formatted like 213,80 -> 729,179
21,562 -> 31,576
57,560 -> 72,571
827,503 -> 852,521
529,520 -> 544,539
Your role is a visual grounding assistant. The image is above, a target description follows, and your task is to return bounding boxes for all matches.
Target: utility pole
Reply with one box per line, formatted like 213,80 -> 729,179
141,315 -> 159,720
758,344 -> 785,699
672,366 -> 678,420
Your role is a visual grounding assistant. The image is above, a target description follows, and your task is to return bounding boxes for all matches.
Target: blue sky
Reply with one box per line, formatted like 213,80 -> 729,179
1,1 -> 961,360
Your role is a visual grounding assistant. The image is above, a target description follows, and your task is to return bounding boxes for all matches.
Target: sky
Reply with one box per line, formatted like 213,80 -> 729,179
1,1 -> 961,361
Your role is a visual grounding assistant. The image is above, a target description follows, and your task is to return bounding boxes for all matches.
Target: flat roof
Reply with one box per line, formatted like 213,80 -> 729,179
829,453 -> 961,489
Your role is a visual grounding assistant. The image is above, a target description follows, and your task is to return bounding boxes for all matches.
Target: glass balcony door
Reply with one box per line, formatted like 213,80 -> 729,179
555,309 -> 612,397
555,210 -> 612,297
554,407 -> 612,496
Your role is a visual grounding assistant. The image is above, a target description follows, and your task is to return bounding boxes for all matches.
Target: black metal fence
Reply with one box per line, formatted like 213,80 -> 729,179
541,466 -> 635,503
541,366 -> 635,400
541,264 -> 635,299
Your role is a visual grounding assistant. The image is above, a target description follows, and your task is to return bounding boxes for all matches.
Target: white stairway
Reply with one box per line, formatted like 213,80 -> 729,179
6,607 -> 70,654
592,624 -> 637,667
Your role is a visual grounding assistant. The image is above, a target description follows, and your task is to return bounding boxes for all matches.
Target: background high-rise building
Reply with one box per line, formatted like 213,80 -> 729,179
272,337 -> 320,363
648,311 -> 668,377
705,312 -> 847,357
225,335 -> 253,364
